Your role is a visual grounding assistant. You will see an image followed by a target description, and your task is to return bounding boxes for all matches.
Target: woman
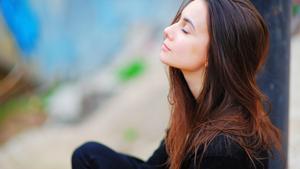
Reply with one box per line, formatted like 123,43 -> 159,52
72,0 -> 282,169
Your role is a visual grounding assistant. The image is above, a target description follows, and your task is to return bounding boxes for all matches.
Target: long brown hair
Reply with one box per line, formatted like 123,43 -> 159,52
165,0 -> 282,169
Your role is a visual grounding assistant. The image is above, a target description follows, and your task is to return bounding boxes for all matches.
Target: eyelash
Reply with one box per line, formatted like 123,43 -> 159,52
181,28 -> 189,34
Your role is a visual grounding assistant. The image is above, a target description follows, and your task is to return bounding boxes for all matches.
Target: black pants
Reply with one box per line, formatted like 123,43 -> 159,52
71,141 -> 166,169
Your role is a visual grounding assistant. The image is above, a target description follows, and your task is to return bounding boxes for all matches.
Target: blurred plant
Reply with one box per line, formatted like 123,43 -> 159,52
40,81 -> 62,108
293,3 -> 300,16
116,57 -> 147,83
0,93 -> 47,144
0,79 -> 64,144
123,127 -> 139,143
292,2 -> 300,35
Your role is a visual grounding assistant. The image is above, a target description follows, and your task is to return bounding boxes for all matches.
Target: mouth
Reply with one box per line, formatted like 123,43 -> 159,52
161,43 -> 171,52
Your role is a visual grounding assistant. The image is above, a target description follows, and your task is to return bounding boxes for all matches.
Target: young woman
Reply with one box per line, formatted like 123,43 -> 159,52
72,0 -> 282,169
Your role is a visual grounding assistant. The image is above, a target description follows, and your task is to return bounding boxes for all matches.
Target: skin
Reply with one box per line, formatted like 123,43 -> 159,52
160,0 -> 210,98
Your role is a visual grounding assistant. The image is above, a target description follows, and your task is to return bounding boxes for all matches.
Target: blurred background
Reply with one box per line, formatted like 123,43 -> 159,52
0,0 -> 299,169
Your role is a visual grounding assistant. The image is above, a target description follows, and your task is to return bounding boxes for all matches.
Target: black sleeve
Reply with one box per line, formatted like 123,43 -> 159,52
146,139 -> 169,169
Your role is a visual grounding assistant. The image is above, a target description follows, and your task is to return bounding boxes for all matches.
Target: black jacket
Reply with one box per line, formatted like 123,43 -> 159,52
147,135 -> 268,169
71,134 -> 269,169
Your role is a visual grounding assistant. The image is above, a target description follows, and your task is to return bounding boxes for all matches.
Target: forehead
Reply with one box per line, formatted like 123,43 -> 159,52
181,0 -> 209,32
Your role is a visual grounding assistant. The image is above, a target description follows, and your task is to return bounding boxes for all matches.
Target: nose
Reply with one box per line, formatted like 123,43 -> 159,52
163,25 -> 174,41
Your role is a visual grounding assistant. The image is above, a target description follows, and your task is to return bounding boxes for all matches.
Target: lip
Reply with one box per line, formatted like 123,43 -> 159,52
162,43 -> 171,52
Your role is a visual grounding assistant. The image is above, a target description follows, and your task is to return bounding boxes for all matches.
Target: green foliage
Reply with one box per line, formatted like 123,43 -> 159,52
0,82 -> 60,124
116,58 -> 147,82
292,3 -> 300,16
0,95 -> 44,123
123,127 -> 139,143
40,82 -> 61,107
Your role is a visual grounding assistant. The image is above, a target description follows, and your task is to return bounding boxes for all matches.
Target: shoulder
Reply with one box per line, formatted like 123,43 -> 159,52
184,134 -> 269,169
204,134 -> 245,158
185,134 -> 247,162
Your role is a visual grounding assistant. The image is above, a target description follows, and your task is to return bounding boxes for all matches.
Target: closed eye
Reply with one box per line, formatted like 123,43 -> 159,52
181,28 -> 189,34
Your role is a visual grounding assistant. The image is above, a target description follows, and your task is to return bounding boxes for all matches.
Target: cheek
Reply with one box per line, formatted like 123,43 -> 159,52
174,41 -> 208,71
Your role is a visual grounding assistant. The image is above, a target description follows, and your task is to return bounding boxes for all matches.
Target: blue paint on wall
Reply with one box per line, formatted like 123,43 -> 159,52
1,0 -> 180,80
0,0 -> 39,56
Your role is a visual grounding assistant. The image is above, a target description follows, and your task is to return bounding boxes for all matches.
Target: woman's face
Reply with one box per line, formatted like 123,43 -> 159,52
160,0 -> 210,72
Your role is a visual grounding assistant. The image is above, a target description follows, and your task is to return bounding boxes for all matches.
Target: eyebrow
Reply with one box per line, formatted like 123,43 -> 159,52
183,17 -> 196,31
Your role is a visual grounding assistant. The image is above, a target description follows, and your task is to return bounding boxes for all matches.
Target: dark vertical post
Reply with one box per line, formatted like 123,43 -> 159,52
251,0 -> 291,169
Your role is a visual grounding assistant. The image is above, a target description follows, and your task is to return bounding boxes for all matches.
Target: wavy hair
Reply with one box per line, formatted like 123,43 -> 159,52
164,0 -> 282,169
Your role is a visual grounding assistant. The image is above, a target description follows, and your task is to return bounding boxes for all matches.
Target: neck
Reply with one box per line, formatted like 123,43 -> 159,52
182,68 -> 206,99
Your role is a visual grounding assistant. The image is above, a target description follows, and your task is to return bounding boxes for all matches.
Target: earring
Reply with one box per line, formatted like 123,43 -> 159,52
205,61 -> 208,68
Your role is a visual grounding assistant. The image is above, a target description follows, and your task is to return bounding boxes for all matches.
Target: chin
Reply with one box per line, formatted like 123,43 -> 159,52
159,54 -> 170,65
159,53 -> 180,69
